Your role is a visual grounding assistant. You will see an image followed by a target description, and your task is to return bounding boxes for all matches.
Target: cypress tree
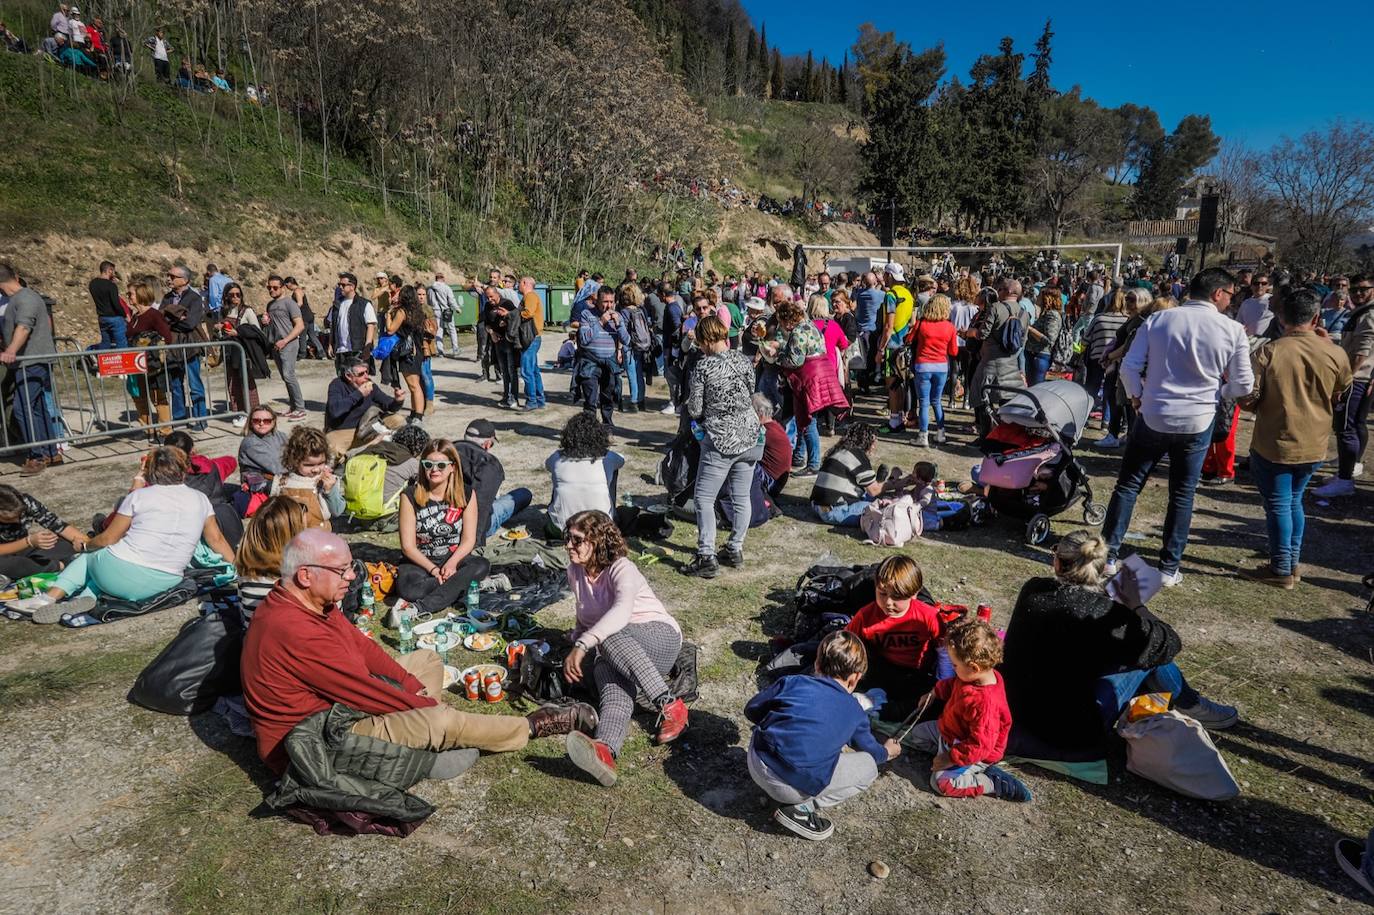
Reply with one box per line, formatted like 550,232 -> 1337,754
770,47 -> 784,99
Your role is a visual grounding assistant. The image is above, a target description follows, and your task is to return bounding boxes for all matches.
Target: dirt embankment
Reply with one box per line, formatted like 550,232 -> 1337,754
2,231 -> 482,342
710,208 -> 881,277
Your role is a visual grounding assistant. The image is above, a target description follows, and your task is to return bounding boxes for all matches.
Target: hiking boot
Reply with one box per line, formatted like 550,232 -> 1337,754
984,764 -> 1033,802
1335,838 -> 1374,896
1240,564 -> 1296,590
655,697 -> 689,744
773,803 -> 834,841
527,702 -> 599,739
1176,695 -> 1239,730
566,731 -> 617,786
1313,477 -> 1356,498
717,546 -> 744,568
683,554 -> 719,579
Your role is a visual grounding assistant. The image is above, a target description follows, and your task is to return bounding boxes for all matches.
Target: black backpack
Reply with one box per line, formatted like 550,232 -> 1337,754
507,629 -> 700,708
792,559 -> 935,640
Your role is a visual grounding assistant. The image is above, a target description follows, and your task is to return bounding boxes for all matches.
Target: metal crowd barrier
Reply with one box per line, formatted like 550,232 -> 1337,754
0,339 -> 250,456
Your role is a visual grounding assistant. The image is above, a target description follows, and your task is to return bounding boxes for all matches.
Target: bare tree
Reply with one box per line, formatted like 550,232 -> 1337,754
1261,122 -> 1374,271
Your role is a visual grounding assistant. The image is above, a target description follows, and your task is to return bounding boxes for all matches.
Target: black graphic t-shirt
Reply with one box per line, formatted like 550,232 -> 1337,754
403,484 -> 473,563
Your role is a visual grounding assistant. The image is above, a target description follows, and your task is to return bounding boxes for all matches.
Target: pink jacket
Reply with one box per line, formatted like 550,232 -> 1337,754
813,318 -> 851,370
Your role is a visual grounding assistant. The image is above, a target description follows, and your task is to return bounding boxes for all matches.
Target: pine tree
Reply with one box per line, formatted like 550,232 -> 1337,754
725,23 -> 739,96
770,47 -> 785,99
758,24 -> 769,99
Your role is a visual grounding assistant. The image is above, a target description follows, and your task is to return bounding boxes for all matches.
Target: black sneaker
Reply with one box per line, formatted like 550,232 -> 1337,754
718,547 -> 744,568
1335,838 -> 1374,896
793,467 -> 818,478
984,764 -> 1033,802
773,804 -> 834,841
683,554 -> 719,579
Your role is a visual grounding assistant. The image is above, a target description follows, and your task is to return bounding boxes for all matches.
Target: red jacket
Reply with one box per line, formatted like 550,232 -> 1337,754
933,671 -> 1012,767
912,320 -> 959,366
845,598 -> 942,669
240,585 -> 433,773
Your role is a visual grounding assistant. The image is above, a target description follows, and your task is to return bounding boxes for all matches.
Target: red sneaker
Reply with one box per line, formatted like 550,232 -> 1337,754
566,731 -> 617,786
656,698 -> 689,745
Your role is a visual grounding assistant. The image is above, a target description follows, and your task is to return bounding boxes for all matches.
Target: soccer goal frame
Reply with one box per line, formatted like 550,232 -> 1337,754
810,242 -> 1125,280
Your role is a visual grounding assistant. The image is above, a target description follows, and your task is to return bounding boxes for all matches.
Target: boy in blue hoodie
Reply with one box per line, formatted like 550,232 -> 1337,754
745,630 -> 901,840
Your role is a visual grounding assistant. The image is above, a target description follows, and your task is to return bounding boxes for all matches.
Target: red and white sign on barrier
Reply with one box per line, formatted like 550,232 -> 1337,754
95,351 -> 148,377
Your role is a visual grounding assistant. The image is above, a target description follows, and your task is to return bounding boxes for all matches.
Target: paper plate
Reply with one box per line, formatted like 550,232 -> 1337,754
463,632 -> 502,652
442,665 -> 460,689
460,663 -> 508,686
500,526 -> 531,541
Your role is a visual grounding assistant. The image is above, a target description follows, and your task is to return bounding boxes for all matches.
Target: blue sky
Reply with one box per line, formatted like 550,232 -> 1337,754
741,0 -> 1373,149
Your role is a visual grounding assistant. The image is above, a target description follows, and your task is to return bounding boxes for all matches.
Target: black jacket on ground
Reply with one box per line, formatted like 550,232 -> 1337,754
456,440 -> 504,546
999,577 -> 1182,753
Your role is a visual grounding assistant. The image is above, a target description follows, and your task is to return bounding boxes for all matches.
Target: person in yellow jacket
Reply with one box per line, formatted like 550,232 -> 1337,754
877,263 -> 915,433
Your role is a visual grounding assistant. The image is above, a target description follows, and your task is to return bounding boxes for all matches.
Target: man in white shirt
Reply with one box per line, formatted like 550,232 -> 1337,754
328,272 -> 378,376
1100,267 -> 1253,587
1236,273 -> 1273,336
426,272 -> 460,357
147,28 -> 170,82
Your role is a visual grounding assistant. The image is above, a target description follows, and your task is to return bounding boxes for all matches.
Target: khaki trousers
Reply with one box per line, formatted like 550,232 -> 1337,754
349,649 -> 530,753
325,411 -> 406,460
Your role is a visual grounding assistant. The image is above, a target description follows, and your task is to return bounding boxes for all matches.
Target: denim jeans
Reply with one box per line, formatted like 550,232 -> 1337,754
1026,351 -> 1051,387
785,417 -> 821,470
420,357 -> 435,403
812,497 -> 871,527
1084,361 -> 1110,426
169,354 -> 208,423
13,364 -> 57,459
620,347 -> 640,405
273,341 -> 304,411
98,316 -> 128,350
485,487 -> 534,538
694,437 -> 763,555
1095,662 -> 1200,727
1248,450 -> 1320,576
1101,416 -> 1213,574
914,369 -> 946,432
520,337 -> 546,408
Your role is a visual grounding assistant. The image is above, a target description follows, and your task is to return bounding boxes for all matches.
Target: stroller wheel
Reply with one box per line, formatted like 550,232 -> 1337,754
1082,501 -> 1107,526
1025,514 -> 1051,545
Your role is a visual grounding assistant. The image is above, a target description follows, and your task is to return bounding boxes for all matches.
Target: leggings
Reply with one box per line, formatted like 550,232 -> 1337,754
1335,379 -> 1372,480
54,548 -> 183,600
592,622 -> 682,754
394,555 -> 492,615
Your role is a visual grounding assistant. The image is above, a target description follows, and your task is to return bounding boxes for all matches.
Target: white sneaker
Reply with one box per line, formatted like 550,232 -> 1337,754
936,429 -> 947,445
7,593 -> 55,615
1160,569 -> 1184,588
1098,434 -> 1121,449
1356,462 -> 1365,478
1312,477 -> 1356,498
1176,695 -> 1239,730
658,403 -> 677,415
1103,560 -> 1118,577
914,432 -> 929,447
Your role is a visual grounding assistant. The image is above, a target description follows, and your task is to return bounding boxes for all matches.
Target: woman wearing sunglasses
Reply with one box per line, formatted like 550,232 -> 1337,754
560,509 -> 688,787
393,439 -> 490,615
238,406 -> 286,488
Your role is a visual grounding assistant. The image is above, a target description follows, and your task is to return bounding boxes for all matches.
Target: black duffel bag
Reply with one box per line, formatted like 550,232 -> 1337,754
127,610 -> 243,715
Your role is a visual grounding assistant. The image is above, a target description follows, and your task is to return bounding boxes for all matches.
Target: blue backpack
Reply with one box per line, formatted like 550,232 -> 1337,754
998,303 -> 1026,353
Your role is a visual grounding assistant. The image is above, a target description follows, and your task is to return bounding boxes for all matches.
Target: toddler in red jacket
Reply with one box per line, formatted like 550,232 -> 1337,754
906,617 -> 1032,802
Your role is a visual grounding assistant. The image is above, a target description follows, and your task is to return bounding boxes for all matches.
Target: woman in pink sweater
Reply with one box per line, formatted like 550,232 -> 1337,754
561,510 -> 688,786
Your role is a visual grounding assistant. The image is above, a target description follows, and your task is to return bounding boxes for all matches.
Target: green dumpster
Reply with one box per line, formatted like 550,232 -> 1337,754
453,290 -> 478,329
547,286 -> 576,325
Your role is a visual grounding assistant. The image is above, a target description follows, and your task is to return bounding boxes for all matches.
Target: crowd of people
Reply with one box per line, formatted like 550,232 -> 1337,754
2,242 -> 1373,890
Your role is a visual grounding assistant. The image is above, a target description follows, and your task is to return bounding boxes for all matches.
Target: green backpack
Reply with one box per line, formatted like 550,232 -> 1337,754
343,453 -> 399,520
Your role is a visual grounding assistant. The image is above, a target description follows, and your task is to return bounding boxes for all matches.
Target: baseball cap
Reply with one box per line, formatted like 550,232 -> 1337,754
883,263 -> 905,282
745,296 -> 767,312
465,418 -> 498,441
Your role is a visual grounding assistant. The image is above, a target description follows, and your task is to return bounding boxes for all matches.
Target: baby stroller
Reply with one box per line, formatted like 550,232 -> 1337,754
975,380 -> 1105,544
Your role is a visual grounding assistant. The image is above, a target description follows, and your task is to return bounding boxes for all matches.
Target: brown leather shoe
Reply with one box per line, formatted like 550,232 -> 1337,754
19,457 -> 47,476
527,702 -> 598,739
1240,564 -> 1295,590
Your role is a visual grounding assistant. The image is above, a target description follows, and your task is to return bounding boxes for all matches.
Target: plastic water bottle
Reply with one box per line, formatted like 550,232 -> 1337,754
620,492 -> 634,509
397,607 -> 415,655
361,578 -> 376,613
466,579 -> 481,615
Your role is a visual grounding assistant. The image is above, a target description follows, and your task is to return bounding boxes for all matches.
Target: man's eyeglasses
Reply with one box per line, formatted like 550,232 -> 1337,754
301,563 -> 356,578
1354,286 -> 1374,293
420,459 -> 452,471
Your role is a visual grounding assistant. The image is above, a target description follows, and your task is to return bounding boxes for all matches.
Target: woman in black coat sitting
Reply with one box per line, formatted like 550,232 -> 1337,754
1000,530 -> 1237,757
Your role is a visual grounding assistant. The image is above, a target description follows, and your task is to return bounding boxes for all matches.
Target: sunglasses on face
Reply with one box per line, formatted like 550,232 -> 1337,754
250,416 -> 274,425
420,460 -> 452,471
1354,286 -> 1374,293
564,533 -> 588,547
267,284 -> 281,291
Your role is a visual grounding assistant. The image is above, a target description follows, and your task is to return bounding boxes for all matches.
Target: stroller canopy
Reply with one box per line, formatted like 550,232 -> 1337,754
997,380 -> 1094,446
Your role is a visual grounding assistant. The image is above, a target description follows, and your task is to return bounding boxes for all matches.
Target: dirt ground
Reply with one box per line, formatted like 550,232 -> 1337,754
1,351 -> 1372,915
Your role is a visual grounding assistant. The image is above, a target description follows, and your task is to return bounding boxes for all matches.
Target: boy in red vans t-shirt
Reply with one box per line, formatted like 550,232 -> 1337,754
845,555 -> 951,713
